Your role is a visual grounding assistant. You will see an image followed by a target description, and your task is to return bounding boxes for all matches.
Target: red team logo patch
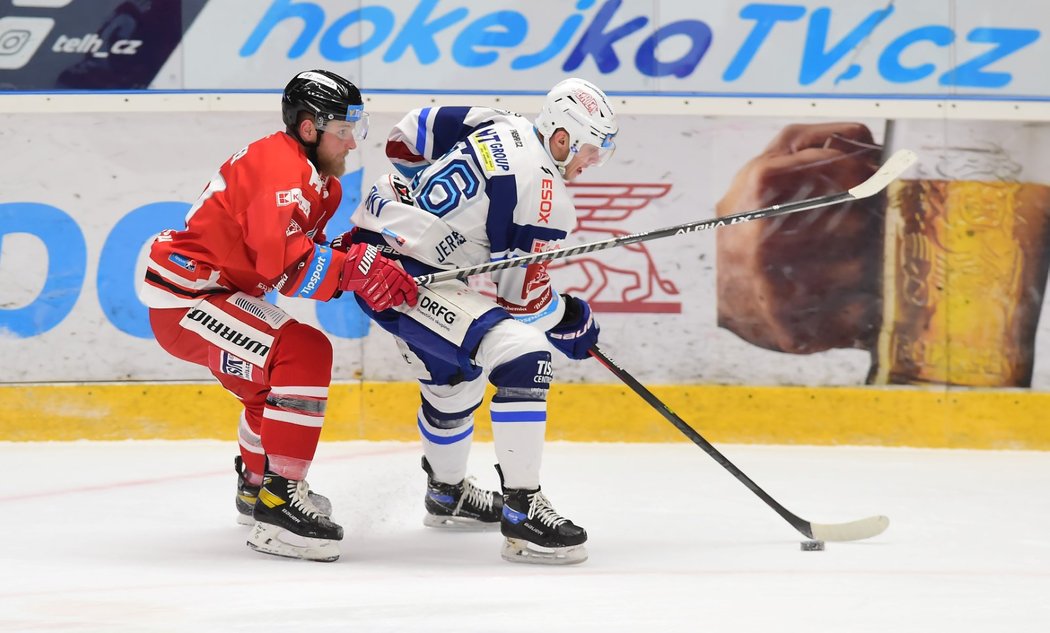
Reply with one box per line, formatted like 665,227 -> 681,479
522,239 -> 552,300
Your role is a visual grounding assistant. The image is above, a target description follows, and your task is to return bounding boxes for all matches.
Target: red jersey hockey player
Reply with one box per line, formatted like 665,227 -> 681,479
143,70 -> 417,562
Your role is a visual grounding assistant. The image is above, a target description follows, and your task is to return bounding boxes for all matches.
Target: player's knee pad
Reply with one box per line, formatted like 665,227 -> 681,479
419,377 -> 487,423
489,350 -> 553,400
477,322 -> 553,400
420,399 -> 478,431
270,322 -> 333,385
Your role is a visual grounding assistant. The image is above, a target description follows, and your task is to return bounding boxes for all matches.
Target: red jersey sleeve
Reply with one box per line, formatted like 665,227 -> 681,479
280,241 -> 347,301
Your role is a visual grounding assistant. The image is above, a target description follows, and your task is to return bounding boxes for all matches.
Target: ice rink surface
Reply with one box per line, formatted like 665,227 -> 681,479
3,440 -> 1049,632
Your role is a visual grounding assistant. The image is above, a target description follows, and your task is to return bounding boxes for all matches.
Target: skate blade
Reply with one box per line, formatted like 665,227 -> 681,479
501,538 -> 588,565
246,522 -> 340,562
423,513 -> 501,531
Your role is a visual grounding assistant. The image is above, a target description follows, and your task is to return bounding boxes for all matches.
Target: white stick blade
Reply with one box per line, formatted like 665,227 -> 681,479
809,515 -> 890,542
847,149 -> 917,200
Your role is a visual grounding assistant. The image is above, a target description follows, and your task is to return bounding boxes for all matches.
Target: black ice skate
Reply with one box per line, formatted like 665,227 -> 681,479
422,456 -> 502,530
234,456 -> 331,526
496,465 -> 588,565
246,472 -> 343,562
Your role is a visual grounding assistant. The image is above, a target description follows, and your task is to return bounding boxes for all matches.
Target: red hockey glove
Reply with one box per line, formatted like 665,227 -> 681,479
339,243 -> 418,311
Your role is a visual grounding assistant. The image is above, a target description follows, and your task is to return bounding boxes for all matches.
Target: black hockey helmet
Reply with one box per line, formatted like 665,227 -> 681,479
281,69 -> 368,140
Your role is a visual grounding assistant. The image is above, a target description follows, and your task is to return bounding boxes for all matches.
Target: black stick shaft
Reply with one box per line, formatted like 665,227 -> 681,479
588,344 -> 815,539
412,148 -> 915,287
414,191 -> 851,286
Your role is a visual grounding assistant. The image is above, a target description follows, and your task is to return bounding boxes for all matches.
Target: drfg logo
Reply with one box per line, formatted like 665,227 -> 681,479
0,17 -> 55,70
418,295 -> 457,325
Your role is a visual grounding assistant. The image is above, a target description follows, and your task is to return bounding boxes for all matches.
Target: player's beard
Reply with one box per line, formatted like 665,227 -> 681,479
316,146 -> 347,177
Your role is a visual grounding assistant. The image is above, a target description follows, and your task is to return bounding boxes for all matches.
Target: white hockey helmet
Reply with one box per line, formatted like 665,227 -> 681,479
534,78 -> 618,176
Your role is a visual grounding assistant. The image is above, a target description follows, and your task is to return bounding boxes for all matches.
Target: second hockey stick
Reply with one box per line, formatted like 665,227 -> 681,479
589,344 -> 890,542
414,148 -> 916,286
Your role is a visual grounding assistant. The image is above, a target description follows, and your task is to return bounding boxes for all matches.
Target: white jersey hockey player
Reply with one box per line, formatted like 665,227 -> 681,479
340,78 -> 617,564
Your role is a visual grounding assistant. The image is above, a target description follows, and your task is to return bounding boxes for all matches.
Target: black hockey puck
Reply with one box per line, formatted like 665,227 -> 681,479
801,540 -> 825,551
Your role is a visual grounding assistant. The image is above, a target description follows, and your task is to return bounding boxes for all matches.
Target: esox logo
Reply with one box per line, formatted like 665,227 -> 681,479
538,178 -> 553,224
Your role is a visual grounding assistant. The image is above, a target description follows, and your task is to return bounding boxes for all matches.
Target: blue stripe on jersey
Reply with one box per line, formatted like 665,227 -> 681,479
490,409 -> 546,423
508,223 -> 568,256
485,175 -> 568,256
432,107 -> 481,159
293,244 -> 332,299
415,107 -> 431,156
484,174 -> 519,252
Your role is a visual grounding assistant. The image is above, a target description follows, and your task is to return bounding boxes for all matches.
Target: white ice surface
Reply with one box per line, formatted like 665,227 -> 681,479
3,441 -> 1049,632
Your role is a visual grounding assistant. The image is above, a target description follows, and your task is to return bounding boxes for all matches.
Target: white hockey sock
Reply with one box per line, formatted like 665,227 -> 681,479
417,408 -> 474,484
237,412 -> 264,485
267,454 -> 311,481
490,399 -> 546,490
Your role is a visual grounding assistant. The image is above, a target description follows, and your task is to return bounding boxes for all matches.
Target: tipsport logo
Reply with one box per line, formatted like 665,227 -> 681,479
0,17 -> 55,70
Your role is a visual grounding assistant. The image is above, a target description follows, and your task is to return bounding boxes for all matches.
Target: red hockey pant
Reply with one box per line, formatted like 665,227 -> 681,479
149,295 -> 332,480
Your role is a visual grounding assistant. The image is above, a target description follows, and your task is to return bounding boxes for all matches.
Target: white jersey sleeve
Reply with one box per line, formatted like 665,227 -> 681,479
386,106 -> 511,179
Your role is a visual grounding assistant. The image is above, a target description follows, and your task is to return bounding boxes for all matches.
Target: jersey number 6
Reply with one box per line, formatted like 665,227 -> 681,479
416,159 -> 480,217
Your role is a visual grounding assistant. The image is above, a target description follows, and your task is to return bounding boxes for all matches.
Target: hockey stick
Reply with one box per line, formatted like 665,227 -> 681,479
414,148 -> 916,286
589,344 -> 890,542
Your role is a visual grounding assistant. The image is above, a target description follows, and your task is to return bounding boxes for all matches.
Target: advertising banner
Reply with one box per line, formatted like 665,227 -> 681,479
1,0 -> 1048,99
0,0 -> 206,89
5,104 -> 1050,390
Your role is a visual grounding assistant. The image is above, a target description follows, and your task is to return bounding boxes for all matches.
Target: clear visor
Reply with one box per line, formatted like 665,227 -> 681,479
317,106 -> 369,141
573,134 -> 616,167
